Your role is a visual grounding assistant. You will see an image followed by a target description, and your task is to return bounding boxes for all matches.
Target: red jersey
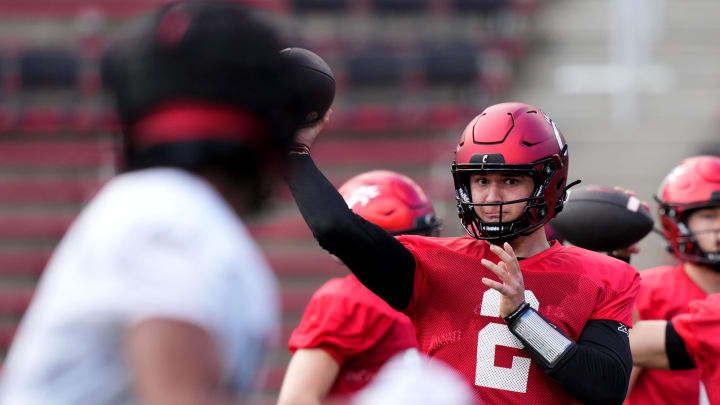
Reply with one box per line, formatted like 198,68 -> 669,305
396,236 -> 640,405
288,275 -> 418,395
671,294 -> 720,405
626,265 -> 706,405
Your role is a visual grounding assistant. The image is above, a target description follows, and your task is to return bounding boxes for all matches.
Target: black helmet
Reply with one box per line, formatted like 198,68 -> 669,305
104,1 -> 297,173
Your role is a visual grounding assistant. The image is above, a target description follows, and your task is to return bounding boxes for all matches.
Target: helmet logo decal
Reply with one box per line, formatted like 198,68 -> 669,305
345,185 -> 380,209
551,121 -> 564,151
543,112 -> 565,152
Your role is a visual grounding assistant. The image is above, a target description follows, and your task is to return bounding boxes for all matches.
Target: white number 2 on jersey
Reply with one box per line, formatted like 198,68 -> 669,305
475,289 -> 539,393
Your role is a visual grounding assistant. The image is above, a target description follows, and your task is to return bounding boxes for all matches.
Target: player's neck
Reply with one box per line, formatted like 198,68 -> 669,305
684,261 -> 720,295
195,169 -> 252,217
509,228 -> 551,258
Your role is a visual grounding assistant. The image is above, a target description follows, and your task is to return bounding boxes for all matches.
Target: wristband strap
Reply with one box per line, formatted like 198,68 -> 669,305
503,301 -> 531,324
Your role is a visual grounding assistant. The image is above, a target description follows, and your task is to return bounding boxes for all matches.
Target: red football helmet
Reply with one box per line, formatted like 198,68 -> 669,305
657,155 -> 720,267
451,102 -> 574,241
339,170 -> 441,236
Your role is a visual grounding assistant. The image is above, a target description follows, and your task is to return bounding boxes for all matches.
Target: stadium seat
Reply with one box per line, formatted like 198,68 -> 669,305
0,325 -> 17,351
15,107 -> 69,134
424,103 -> 476,130
423,40 -> 480,85
0,213 -> 74,240
0,288 -> 33,317
452,0 -> 508,13
0,140 -> 111,168
0,177 -> 100,204
19,48 -> 78,89
292,0 -> 349,12
345,47 -> 402,87
266,249 -> 344,277
344,105 -> 394,133
0,249 -> 52,278
281,285 -> 317,314
371,0 -> 428,13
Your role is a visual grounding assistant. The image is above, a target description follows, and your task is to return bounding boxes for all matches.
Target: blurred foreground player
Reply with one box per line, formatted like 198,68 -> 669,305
277,170 -> 441,405
625,156 -> 720,405
286,103 -> 640,404
0,3 -> 297,405
630,294 -> 720,405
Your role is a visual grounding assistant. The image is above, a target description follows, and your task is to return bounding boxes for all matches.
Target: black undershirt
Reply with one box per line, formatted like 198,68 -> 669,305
665,322 -> 695,370
288,153 -> 632,404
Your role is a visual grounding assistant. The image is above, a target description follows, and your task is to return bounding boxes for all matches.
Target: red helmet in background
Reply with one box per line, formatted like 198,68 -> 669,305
339,170 -> 442,236
451,102 -> 573,241
657,155 -> 720,267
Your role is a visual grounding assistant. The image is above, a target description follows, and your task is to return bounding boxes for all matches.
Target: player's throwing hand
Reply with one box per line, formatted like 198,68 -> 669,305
481,242 -> 526,318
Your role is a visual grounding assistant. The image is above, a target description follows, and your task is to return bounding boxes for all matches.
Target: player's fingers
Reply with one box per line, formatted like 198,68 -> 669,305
481,258 -> 511,284
489,243 -> 517,272
501,242 -> 522,276
481,277 -> 508,295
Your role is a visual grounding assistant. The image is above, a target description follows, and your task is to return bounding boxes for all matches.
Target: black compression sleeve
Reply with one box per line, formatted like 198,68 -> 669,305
666,322 -> 695,370
286,153 -> 416,309
543,319 -> 632,405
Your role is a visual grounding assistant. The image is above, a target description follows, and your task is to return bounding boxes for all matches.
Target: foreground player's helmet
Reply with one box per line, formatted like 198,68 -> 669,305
451,102 -> 572,241
657,155 -> 720,268
104,1 -> 297,174
339,170 -> 442,236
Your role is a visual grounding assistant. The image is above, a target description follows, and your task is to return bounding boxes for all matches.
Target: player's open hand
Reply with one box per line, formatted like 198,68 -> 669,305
481,242 -> 526,318
295,109 -> 332,149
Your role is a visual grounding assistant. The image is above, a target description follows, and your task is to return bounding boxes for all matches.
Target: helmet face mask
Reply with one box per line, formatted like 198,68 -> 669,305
451,103 -> 572,242
657,156 -> 720,270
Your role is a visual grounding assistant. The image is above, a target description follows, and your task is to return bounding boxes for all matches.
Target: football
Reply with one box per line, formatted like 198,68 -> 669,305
549,185 -> 654,252
281,47 -> 336,127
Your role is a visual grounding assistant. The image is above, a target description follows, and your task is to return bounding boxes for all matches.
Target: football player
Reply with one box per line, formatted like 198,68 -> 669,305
277,170 -> 441,405
0,3 -> 296,405
630,294 -> 720,405
286,102 -> 640,404
625,156 -> 720,405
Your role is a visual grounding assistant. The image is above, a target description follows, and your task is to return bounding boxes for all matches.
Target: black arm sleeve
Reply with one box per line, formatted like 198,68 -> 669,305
286,153 -> 416,309
542,320 -> 633,405
665,322 -> 695,370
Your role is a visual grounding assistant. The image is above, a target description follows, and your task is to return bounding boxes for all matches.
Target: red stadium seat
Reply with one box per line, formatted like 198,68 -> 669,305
281,285 -> 317,314
311,137 -> 455,165
0,140 -> 113,168
16,107 -> 70,134
0,177 -> 101,204
266,249 -> 344,277
0,213 -> 75,240
0,249 -> 52,278
0,288 -> 33,317
0,324 -> 17,351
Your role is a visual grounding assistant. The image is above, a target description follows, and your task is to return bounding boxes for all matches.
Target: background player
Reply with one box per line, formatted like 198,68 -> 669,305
625,155 -> 720,405
277,170 -> 441,405
630,293 -> 720,405
0,2 -> 297,404
286,102 -> 640,404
